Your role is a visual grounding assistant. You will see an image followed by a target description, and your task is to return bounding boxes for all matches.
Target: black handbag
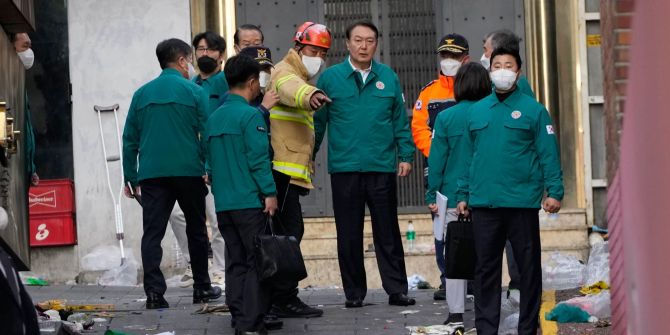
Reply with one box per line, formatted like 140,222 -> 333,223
445,214 -> 476,280
254,216 -> 308,282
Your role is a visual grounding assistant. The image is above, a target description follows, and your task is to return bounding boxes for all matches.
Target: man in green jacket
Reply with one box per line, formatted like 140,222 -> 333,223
206,54 -> 278,334
314,21 -> 416,308
122,38 -> 221,310
456,47 -> 563,335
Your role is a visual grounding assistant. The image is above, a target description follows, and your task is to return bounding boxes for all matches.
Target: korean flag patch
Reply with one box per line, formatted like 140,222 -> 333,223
415,100 -> 423,110
546,125 -> 555,135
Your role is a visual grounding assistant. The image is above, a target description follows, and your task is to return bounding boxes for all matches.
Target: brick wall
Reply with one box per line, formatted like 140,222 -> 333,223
601,1 -> 634,334
602,0 -> 633,180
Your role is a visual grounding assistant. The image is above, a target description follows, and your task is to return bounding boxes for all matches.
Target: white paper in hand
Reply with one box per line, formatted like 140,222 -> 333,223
433,192 -> 448,241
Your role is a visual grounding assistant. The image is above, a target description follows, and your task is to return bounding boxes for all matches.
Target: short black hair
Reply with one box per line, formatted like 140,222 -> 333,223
234,24 -> 264,45
454,62 -> 492,102
487,29 -> 521,52
490,46 -> 523,69
224,54 -> 261,88
345,21 -> 378,40
155,38 -> 192,69
192,31 -> 226,53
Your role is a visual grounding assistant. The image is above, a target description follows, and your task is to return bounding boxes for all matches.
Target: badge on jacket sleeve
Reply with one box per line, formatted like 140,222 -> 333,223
415,100 -> 423,110
546,125 -> 555,134
511,111 -> 522,119
376,81 -> 385,90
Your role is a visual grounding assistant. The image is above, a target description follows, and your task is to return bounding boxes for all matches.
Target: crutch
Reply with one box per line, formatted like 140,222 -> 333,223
94,104 -> 126,265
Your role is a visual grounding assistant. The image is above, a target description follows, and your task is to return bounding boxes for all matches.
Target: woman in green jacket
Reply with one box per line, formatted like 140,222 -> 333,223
426,62 -> 491,332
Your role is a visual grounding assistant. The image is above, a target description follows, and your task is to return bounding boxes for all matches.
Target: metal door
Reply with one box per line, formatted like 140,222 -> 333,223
236,0 -> 527,217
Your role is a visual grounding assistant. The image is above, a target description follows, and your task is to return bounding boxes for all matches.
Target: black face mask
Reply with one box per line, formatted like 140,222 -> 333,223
197,56 -> 218,75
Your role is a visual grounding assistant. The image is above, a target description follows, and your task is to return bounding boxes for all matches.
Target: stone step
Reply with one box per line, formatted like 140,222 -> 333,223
300,246 -> 590,289
301,231 -> 436,256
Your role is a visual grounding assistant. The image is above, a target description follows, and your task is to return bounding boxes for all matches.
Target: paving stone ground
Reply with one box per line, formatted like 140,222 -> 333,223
27,285 -> 475,335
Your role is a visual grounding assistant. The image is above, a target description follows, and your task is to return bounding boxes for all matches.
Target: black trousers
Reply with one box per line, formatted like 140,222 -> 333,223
471,208 -> 542,335
331,172 -> 408,300
270,170 -> 305,304
139,177 -> 210,295
218,209 -> 271,332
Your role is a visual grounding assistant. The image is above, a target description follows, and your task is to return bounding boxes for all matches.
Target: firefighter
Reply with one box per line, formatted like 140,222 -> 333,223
314,20 -> 416,308
411,33 -> 470,302
456,46 -> 563,335
265,21 -> 332,318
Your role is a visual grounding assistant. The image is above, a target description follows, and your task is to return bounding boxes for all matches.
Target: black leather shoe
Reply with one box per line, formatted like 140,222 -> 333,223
146,292 -> 169,309
263,314 -> 283,330
193,285 -> 222,303
389,293 -> 416,306
270,298 -> 324,318
345,299 -> 363,308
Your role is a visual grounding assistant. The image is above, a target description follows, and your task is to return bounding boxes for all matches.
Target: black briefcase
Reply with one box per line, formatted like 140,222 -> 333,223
445,215 -> 476,280
255,216 -> 308,282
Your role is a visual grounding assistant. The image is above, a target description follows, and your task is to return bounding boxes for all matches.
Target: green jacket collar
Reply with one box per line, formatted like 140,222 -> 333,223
226,93 -> 248,104
341,57 -> 381,77
486,86 -> 524,108
161,68 -> 185,78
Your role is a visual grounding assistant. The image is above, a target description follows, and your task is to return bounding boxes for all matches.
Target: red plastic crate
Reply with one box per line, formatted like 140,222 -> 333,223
29,179 -> 75,215
29,212 -> 77,247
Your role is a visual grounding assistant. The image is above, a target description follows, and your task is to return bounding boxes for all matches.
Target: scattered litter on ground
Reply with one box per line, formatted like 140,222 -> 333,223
154,332 -> 176,335
193,303 -> 230,315
406,325 -> 460,334
20,273 -> 49,286
44,309 -> 61,321
580,281 -> 609,295
99,257 -> 138,286
104,330 -> 134,335
165,274 -> 182,288
499,313 -> 520,334
545,303 -> 597,323
561,291 -> 611,319
595,319 -> 611,328
133,298 -> 147,302
81,245 -> 132,271
584,242 -> 610,287
407,274 -> 431,290
542,252 -> 586,290
303,284 -> 340,290
400,310 -> 421,314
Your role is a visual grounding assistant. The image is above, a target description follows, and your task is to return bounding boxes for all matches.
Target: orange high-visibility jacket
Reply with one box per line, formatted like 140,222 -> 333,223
411,74 -> 456,157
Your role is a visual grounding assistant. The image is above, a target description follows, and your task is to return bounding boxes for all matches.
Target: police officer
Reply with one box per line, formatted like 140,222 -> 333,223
412,33 -> 470,301
122,38 -> 222,309
315,20 -> 416,308
426,62 -> 492,332
205,54 -> 278,335
456,46 -> 563,335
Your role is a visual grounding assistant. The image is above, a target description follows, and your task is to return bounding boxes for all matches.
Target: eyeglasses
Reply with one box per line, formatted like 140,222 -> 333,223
195,47 -> 215,53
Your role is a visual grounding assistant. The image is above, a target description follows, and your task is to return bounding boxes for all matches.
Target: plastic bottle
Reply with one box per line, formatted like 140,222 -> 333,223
406,222 -> 415,251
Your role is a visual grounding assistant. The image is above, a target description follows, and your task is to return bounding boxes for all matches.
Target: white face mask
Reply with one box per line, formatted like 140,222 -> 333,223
259,71 -> 271,89
18,48 -> 35,69
302,55 -> 324,79
440,58 -> 461,77
187,63 -> 198,80
480,54 -> 490,70
490,69 -> 518,91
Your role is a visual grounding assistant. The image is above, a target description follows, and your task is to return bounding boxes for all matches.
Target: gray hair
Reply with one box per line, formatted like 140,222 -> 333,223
486,29 -> 521,52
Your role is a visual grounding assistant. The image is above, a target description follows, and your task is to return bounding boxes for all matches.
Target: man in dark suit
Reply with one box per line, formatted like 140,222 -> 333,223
0,241 -> 40,335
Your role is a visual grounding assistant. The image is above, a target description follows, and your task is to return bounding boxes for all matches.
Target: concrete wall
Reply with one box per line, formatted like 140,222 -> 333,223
30,0 -> 192,282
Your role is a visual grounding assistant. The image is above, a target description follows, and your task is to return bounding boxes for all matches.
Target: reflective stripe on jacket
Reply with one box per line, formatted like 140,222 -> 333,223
268,49 -> 321,188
